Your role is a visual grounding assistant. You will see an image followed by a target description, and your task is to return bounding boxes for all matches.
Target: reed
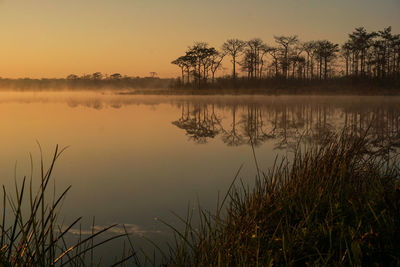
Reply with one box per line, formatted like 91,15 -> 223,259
0,145 -> 137,266
160,132 -> 400,266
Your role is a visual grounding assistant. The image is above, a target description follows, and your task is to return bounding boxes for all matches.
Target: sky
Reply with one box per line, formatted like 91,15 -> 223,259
0,0 -> 399,79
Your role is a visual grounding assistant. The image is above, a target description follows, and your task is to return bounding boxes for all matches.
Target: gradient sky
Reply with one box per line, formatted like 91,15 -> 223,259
0,0 -> 399,78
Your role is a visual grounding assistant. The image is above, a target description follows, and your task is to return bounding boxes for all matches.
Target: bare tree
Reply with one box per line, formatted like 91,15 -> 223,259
303,41 -> 317,79
274,35 -> 299,78
222,39 -> 246,79
348,27 -> 377,76
171,57 -> 187,83
258,45 -> 271,78
288,44 -> 304,78
378,27 -> 400,77
315,40 -> 339,79
209,51 -> 225,83
268,47 -> 280,77
243,38 -> 269,79
341,42 -> 352,76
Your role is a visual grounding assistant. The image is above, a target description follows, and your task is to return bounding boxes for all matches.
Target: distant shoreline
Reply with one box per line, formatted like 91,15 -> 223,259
0,77 -> 399,96
121,87 -> 400,96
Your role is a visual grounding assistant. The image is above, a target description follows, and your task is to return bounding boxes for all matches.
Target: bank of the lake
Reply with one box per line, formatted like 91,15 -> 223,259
1,77 -> 400,96
125,78 -> 400,96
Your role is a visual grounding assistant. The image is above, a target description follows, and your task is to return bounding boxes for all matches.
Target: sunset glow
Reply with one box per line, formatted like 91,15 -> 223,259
0,0 -> 399,78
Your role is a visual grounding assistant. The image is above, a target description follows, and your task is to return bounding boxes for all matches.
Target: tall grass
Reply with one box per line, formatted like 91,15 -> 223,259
168,76 -> 400,95
3,135 -> 399,266
0,145 -> 137,266
161,133 -> 400,266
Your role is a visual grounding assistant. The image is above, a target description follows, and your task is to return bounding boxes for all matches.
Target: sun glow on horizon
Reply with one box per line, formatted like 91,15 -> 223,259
0,0 -> 399,79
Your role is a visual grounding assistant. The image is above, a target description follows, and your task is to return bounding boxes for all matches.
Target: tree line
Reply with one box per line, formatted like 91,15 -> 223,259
172,26 -> 400,86
0,74 -> 172,90
65,71 -> 159,80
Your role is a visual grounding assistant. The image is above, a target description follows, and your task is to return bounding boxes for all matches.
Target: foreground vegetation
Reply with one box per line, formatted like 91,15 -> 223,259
1,133 -> 399,266
161,133 -> 400,266
0,146 -> 137,266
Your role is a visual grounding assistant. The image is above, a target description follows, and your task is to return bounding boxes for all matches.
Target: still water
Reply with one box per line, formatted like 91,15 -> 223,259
1,91 -> 399,263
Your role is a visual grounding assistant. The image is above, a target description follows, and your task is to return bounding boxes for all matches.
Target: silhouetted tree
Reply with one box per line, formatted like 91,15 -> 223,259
92,72 -> 103,80
222,39 -> 246,79
378,27 -> 400,78
288,44 -> 304,79
315,40 -> 339,79
184,42 -> 220,87
66,74 -> 79,80
348,27 -> 377,76
81,74 -> 92,80
268,47 -> 281,77
209,51 -> 225,83
303,41 -> 317,79
172,26 -> 399,85
274,35 -> 299,78
341,42 -> 352,76
172,54 -> 197,84
241,38 -> 269,79
109,73 -> 122,80
172,57 -> 187,83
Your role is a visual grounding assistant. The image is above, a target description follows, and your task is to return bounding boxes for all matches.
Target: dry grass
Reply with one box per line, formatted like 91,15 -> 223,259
0,146 -> 138,266
160,132 -> 400,266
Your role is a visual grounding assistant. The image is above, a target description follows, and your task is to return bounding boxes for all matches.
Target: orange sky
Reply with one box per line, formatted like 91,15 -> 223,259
0,0 -> 399,79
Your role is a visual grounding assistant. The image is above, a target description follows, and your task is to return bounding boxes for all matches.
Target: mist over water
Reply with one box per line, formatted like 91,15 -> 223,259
1,91 -> 399,264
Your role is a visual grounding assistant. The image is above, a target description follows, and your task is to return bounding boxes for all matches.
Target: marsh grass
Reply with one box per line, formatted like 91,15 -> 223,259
167,77 -> 400,96
0,145 -> 138,266
158,132 -> 400,266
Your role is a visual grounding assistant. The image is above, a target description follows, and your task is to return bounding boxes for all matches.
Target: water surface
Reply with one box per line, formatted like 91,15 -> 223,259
1,91 -> 399,263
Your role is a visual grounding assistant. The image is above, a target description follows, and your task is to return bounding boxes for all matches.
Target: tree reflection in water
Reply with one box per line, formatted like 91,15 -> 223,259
172,103 -> 221,144
171,99 -> 400,156
221,106 -> 244,146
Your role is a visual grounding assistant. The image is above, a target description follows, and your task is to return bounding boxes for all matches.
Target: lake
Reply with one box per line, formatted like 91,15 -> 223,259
1,91 -> 399,264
